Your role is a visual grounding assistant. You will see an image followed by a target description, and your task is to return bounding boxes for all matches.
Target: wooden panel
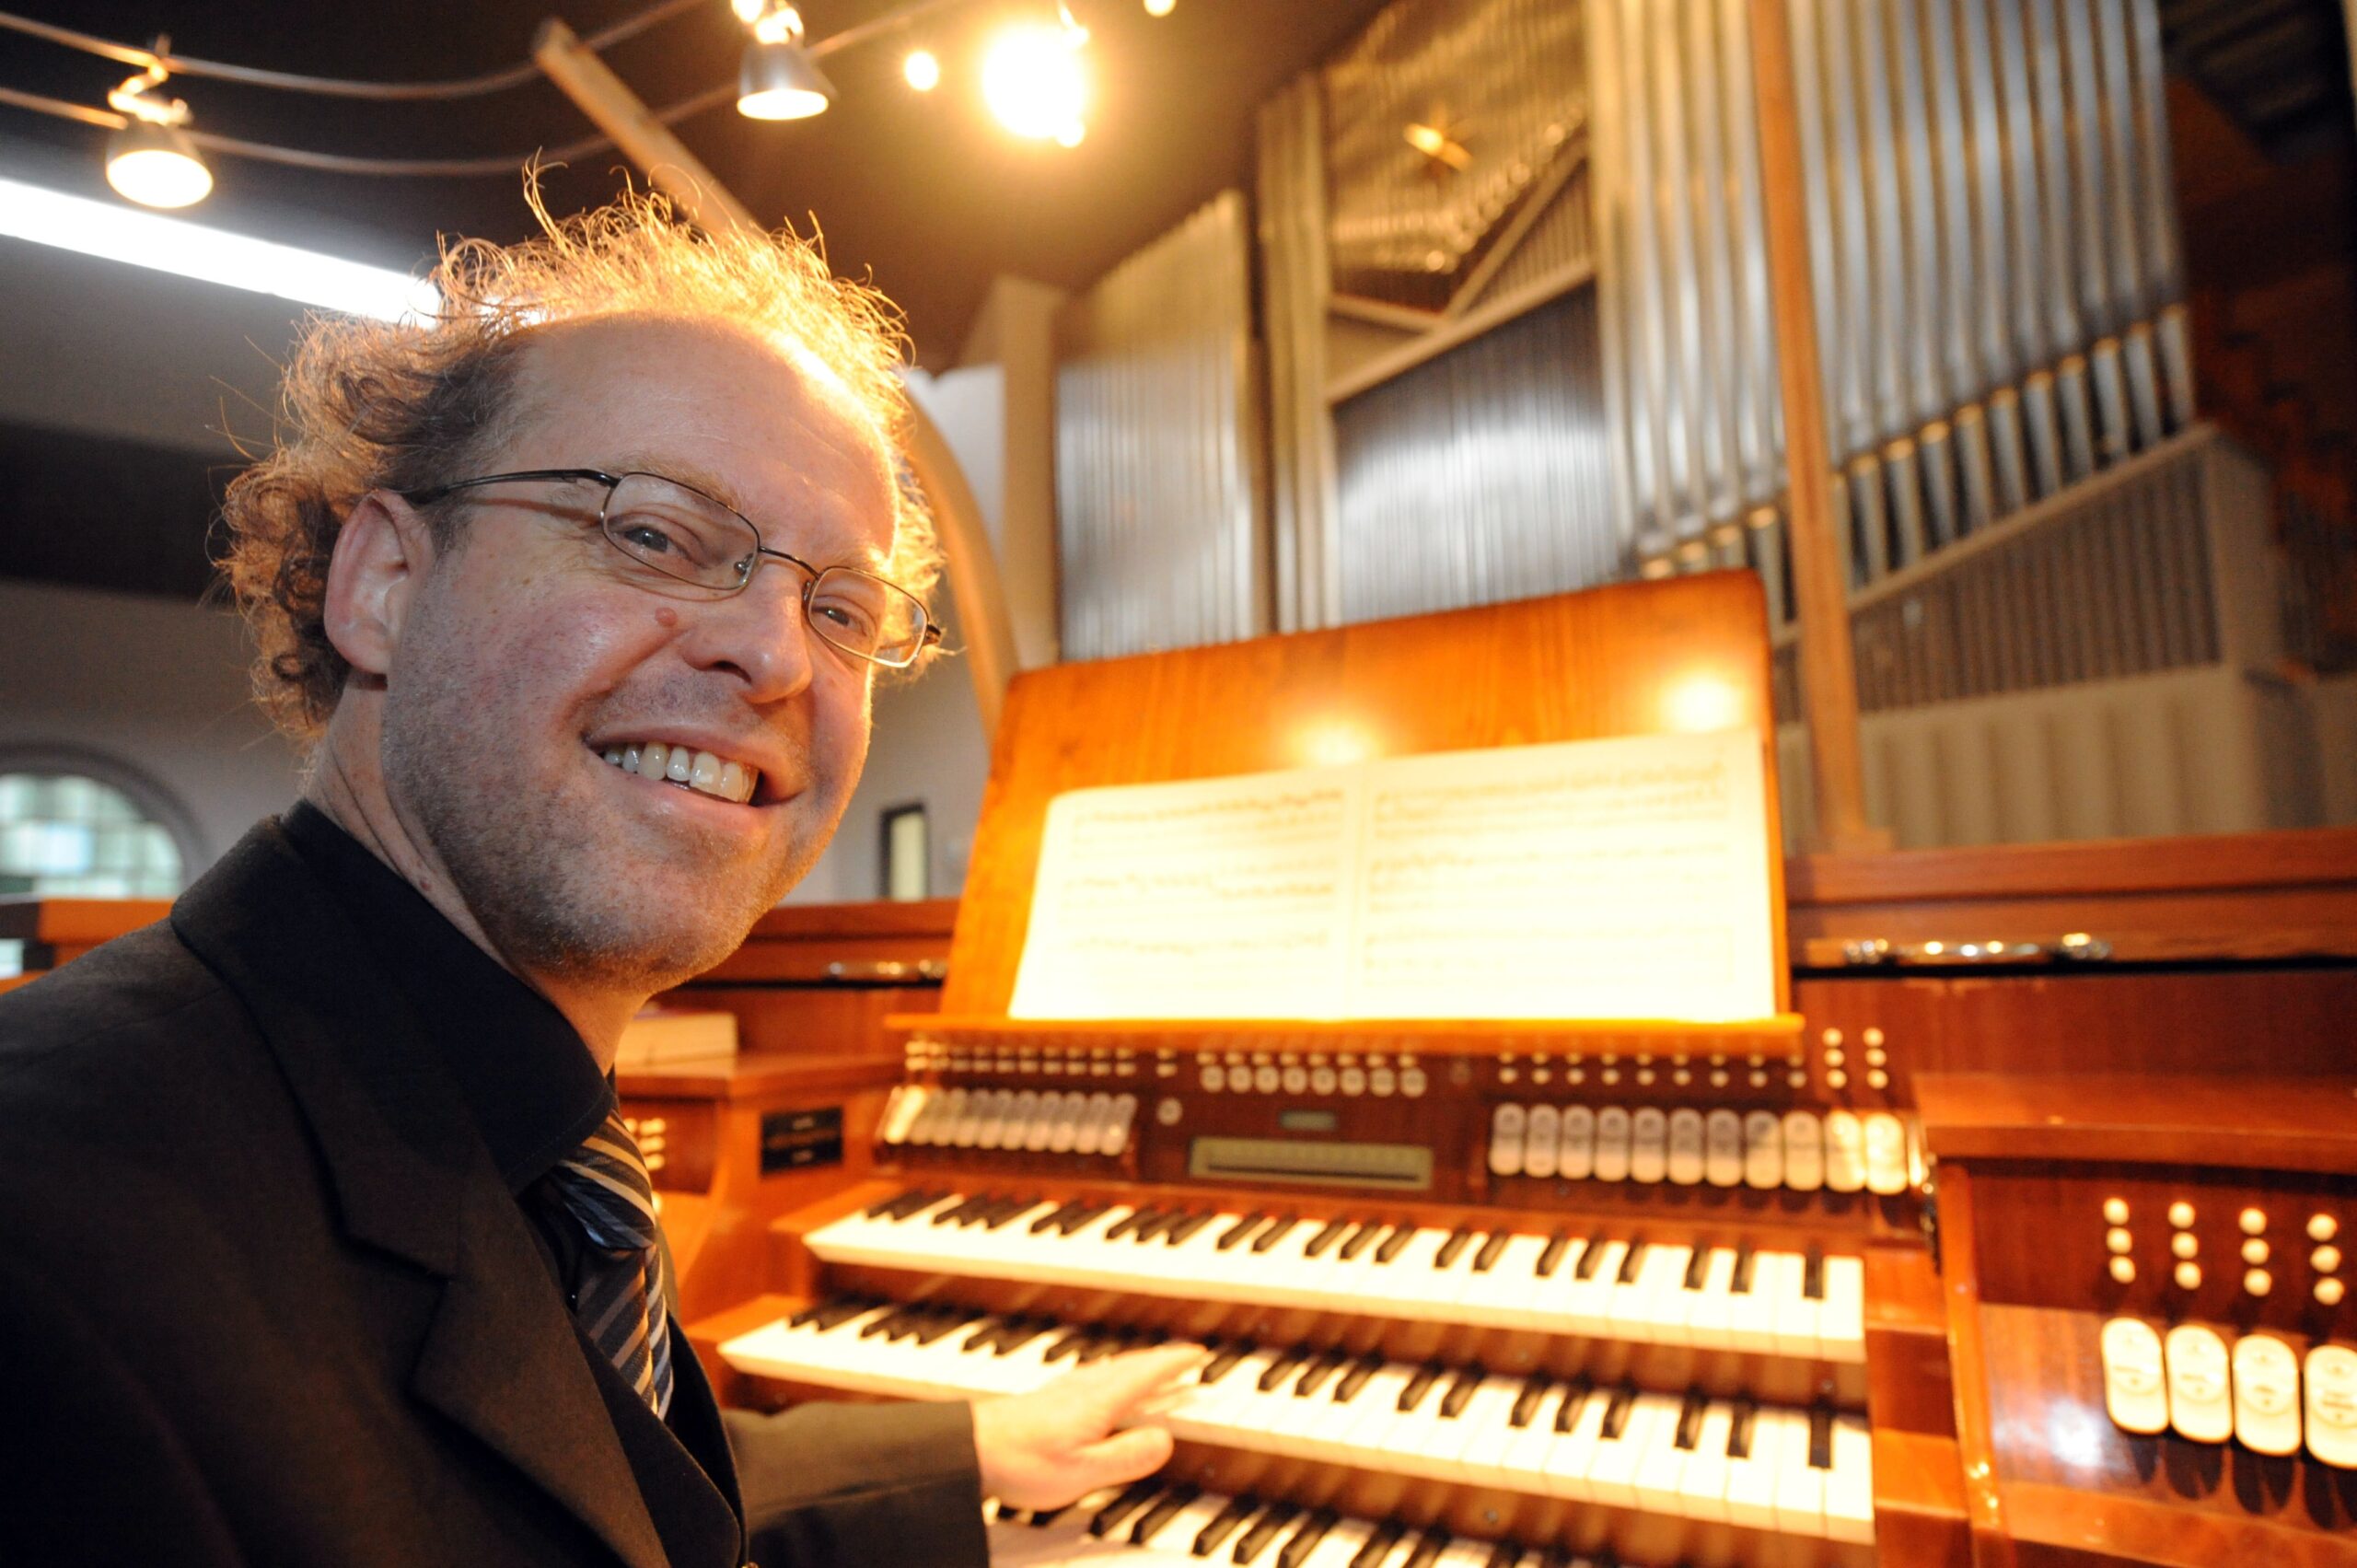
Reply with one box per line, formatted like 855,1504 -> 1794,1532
946,575 -> 1787,1018
689,896 -> 956,983
1918,1074 -> 2357,1175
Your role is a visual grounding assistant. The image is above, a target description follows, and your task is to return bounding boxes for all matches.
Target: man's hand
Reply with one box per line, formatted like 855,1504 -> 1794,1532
970,1342 -> 1209,1510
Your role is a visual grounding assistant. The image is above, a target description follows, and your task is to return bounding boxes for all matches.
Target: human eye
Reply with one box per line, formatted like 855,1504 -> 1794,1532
809,577 -> 887,647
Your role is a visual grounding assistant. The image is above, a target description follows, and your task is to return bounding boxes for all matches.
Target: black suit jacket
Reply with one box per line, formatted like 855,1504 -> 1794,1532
0,824 -> 987,1567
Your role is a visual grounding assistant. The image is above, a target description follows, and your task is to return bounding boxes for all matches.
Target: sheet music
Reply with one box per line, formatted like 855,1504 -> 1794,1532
1009,729 -> 1776,1022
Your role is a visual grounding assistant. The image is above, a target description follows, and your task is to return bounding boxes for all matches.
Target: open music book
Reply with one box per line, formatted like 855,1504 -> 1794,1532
1007,728 -> 1777,1022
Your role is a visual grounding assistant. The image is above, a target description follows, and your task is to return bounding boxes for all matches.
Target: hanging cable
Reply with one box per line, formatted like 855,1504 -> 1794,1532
0,0 -> 701,100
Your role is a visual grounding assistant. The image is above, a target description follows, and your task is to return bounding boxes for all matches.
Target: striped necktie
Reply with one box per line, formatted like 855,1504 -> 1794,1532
546,1109 -> 675,1418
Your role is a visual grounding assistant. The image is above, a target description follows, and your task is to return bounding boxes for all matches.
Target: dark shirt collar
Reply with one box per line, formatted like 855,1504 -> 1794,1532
280,801 -> 611,1192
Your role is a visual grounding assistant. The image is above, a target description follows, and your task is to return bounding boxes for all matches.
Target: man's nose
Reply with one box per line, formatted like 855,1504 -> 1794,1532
679,572 -> 819,701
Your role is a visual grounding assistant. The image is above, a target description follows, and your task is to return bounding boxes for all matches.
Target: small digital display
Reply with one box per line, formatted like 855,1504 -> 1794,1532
1278,1109 -> 1340,1133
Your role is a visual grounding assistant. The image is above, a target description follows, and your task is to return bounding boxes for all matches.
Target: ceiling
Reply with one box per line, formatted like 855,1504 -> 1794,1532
0,0 -> 1393,599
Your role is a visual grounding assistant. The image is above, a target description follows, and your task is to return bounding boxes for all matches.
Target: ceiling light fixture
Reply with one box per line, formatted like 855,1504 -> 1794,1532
735,3 -> 835,121
0,177 -> 435,321
981,13 -> 1088,145
903,48 -> 941,92
1144,0 -> 1176,15
101,50 -> 213,209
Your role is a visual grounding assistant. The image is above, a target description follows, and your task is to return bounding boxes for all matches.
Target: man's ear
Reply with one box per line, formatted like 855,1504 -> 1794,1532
322,492 -> 437,678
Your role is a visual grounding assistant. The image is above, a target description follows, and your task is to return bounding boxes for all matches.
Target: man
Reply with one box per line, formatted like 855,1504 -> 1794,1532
0,192 -> 1197,1565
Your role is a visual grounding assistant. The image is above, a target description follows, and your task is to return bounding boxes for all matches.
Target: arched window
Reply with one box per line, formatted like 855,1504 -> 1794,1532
0,759 -> 198,977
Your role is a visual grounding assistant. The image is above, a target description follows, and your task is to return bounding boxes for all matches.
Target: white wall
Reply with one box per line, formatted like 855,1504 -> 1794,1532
0,580 -> 304,875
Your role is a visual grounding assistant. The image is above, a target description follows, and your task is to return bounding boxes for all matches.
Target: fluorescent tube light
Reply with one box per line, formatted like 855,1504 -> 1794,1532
0,177 -> 434,322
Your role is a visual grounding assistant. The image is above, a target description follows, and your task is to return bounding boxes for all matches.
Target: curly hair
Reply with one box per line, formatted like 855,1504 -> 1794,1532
217,185 -> 941,745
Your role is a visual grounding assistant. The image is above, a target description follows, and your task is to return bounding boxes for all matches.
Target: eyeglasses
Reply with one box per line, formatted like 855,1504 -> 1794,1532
398,468 -> 942,669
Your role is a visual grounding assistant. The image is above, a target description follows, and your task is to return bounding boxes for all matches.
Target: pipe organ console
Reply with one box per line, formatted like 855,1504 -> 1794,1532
667,575 -> 2357,1567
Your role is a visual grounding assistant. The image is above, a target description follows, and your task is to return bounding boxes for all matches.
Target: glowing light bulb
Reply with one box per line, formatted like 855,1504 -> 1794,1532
1662,672 -> 1744,733
105,122 -> 212,209
903,49 -> 941,91
981,21 -> 1087,144
1144,0 -> 1176,14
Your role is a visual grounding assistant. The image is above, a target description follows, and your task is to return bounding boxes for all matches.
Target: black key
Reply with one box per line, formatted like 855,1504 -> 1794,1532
1483,1543 -> 1525,1568
1402,1526 -> 1450,1568
1375,1225 -> 1414,1264
1434,1227 -> 1474,1269
814,1296 -> 879,1331
1730,1243 -> 1757,1295
864,1191 -> 904,1220
1131,1482 -> 1202,1545
981,1195 -> 1039,1230
1674,1388 -> 1708,1450
1535,1550 -> 1571,1568
1304,1217 -> 1353,1259
1167,1210 -> 1219,1246
910,1307 -> 973,1347
1028,1504 -> 1069,1528
1332,1352 -> 1383,1403
1808,1404 -> 1834,1470
1073,1327 -> 1125,1365
1086,1479 -> 1162,1538
1683,1248 -> 1712,1291
1028,1199 -> 1085,1235
1398,1361 -> 1446,1412
1439,1365 -> 1483,1418
1201,1342 -> 1250,1384
994,1319 -> 1053,1356
1233,1502 -> 1300,1563
861,1305 -> 918,1340
931,1195 -> 981,1226
887,1188 -> 945,1220
1508,1373 -> 1552,1429
1190,1493 -> 1259,1557
1104,1207 -> 1162,1242
1055,1202 -> 1111,1237
1725,1397 -> 1758,1459
787,1298 -> 832,1329
1294,1347 -> 1349,1398
959,1318 -> 1004,1353
1553,1376 -> 1592,1434
1041,1327 -> 1093,1364
1256,1345 -> 1311,1392
1337,1222 -> 1382,1261
1573,1238 -> 1608,1281
1535,1233 -> 1572,1277
1599,1384 -> 1637,1442
1616,1238 -> 1647,1285
954,1194 -> 1005,1227
1472,1232 -> 1512,1273
1349,1522 -> 1404,1568
1274,1508 -> 1339,1568
1252,1215 -> 1303,1254
1805,1245 -> 1827,1301
1132,1210 -> 1186,1245
1216,1214 -> 1269,1251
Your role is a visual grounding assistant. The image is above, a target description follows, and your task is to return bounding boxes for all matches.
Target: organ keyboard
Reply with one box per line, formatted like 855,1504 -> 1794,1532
668,579 -> 2357,1567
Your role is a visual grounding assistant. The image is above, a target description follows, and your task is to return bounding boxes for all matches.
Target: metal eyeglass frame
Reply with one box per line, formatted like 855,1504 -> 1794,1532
397,467 -> 943,669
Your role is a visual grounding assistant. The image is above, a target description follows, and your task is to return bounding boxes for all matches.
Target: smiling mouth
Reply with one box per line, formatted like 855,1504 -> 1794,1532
598,740 -> 761,804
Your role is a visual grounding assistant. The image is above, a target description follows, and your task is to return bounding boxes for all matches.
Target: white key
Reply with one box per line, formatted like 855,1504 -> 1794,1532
1821,1412 -> 1876,1543
1721,1402 -> 1782,1529
1781,1109 -> 1825,1191
1703,1109 -> 1744,1187
1294,1518 -> 1381,1568
1763,1250 -> 1821,1358
1629,1108 -> 1668,1183
1666,1108 -> 1706,1184
1459,1231 -> 1551,1324
1768,1408 -> 1827,1537
2304,1343 -> 2357,1469
2164,1323 -> 2233,1443
1628,1392 -> 1697,1518
1315,1362 -> 1415,1462
1489,1103 -> 1528,1178
1434,1372 -> 1522,1481
1822,1109 -> 1866,1192
1585,1388 -> 1668,1506
1673,1399 -> 1736,1521
2099,1318 -> 2169,1434
1374,1365 -> 1461,1476
1742,1109 -> 1783,1190
1495,1376 -> 1563,1483
1817,1252 -> 1867,1362
1523,1104 -> 1562,1179
2232,1333 -> 2303,1456
1724,1248 -> 1781,1353
1862,1111 -> 1910,1195
1557,1106 -> 1596,1179
1594,1107 -> 1632,1181
1550,1237 -> 1625,1339
1607,1240 -> 1695,1346
1541,1380 -> 1610,1501
1681,1246 -> 1741,1350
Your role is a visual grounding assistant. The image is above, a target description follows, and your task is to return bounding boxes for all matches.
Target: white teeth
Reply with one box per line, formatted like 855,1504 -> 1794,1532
599,740 -> 760,803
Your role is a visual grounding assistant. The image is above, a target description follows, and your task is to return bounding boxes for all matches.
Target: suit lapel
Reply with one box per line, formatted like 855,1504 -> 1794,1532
174,825 -> 672,1568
